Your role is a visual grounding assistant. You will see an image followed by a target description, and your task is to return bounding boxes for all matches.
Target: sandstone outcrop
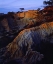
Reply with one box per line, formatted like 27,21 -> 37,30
16,10 -> 38,19
0,21 -> 53,64
0,6 -> 53,64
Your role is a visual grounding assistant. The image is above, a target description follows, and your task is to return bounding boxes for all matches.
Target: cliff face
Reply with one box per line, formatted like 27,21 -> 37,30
0,11 -> 39,49
16,10 -> 38,19
0,21 -> 53,64
0,10 -> 43,36
0,6 -> 53,64
0,8 -> 53,34
0,10 -> 38,33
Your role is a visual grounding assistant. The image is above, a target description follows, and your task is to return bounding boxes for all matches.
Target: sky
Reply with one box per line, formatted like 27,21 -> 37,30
0,0 -> 44,13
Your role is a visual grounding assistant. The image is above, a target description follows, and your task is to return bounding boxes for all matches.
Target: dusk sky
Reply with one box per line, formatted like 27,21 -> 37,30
0,0 -> 44,13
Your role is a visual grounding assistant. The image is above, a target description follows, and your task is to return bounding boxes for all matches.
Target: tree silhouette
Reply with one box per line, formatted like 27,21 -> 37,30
43,0 -> 53,6
19,8 -> 24,12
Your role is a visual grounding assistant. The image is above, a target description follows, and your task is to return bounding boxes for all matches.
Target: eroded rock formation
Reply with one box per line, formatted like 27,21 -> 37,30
0,6 -> 53,64
0,21 -> 53,64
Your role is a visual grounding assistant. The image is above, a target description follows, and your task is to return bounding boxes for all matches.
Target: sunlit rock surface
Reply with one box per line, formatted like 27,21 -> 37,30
0,6 -> 53,64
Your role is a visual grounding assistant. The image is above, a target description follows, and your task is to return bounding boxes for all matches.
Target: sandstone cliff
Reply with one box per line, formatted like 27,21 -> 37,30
16,10 -> 38,19
0,21 -> 53,64
0,6 -> 53,64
